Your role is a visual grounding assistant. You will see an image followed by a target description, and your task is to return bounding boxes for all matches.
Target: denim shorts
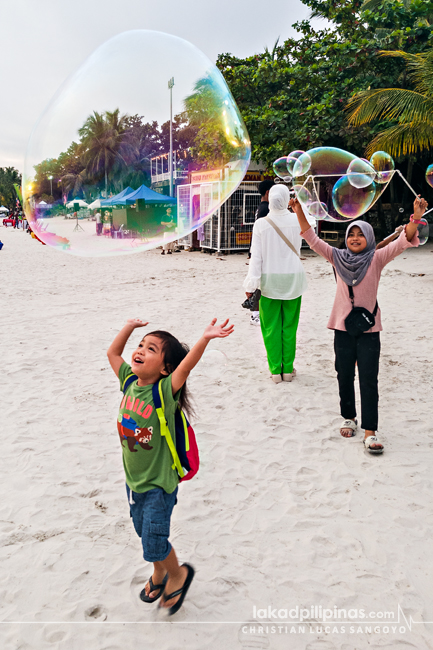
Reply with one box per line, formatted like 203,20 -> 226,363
126,485 -> 178,562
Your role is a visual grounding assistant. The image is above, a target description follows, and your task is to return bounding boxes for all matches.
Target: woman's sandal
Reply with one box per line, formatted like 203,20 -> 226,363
139,573 -> 168,603
363,436 -> 384,455
158,563 -> 195,616
340,419 -> 357,437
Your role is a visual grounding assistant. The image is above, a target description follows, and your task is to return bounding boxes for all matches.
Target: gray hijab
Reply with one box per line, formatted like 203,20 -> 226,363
332,221 -> 376,286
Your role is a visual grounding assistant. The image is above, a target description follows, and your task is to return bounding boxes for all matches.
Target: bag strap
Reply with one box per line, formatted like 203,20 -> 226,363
348,284 -> 378,316
152,381 -> 185,479
122,373 -> 138,393
265,217 -> 300,257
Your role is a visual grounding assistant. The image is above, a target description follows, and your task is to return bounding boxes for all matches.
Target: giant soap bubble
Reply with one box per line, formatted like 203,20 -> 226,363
426,164 -> 433,188
288,147 -> 391,221
23,31 -> 250,256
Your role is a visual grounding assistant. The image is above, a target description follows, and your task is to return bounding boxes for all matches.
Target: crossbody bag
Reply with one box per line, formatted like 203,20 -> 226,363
265,216 -> 300,257
344,284 -> 378,337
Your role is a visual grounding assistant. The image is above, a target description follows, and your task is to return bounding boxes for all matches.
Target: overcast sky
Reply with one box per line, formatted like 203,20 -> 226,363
1,0 -> 325,171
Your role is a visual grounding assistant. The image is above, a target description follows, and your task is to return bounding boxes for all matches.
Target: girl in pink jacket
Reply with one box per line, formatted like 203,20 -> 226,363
290,195 -> 426,454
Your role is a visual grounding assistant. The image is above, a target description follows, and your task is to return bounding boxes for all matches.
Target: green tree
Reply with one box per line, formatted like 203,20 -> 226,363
78,109 -> 130,197
346,48 -> 433,157
0,167 -> 22,209
217,0 -> 433,170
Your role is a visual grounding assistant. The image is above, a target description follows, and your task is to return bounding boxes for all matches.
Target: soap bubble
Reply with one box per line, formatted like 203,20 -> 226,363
347,158 -> 376,189
197,349 -> 228,379
309,201 -> 328,219
287,150 -> 311,178
399,207 -> 405,213
332,176 -> 377,219
23,31 -> 250,257
426,164 -> 433,188
292,185 -> 312,206
291,147 -> 391,222
418,218 -> 429,245
369,151 -> 395,184
273,157 -> 290,180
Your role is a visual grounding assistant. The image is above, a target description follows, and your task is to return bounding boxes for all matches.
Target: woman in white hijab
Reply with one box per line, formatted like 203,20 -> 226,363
244,184 -> 312,383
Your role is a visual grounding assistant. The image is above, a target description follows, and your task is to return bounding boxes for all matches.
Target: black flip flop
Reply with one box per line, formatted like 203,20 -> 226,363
140,573 -> 168,603
159,563 -> 195,616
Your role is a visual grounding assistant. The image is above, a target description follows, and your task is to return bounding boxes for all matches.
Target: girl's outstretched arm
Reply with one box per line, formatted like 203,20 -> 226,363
107,318 -> 148,377
406,195 -> 428,241
171,318 -> 234,395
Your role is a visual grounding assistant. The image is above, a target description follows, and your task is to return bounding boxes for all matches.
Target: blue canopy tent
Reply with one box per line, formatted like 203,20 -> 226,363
100,187 -> 135,207
117,185 -> 177,206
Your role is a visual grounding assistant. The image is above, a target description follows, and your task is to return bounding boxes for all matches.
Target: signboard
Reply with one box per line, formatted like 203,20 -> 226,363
244,171 -> 264,182
236,231 -> 252,245
190,170 -> 222,183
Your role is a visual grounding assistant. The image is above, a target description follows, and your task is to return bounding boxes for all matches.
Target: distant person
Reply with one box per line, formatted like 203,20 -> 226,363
255,180 -> 275,221
161,207 -> 176,255
95,211 -> 102,235
291,194 -> 426,454
107,315 -> 234,614
244,184 -> 309,383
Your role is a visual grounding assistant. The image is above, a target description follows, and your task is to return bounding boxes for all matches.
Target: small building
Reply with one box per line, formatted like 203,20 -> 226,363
151,159 -> 269,253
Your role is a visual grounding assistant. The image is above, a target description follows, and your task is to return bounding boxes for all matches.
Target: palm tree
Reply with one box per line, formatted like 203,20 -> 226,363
78,109 -> 131,196
346,48 -> 433,157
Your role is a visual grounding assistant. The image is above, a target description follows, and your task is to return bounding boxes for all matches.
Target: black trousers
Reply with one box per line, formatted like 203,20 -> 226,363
334,330 -> 381,431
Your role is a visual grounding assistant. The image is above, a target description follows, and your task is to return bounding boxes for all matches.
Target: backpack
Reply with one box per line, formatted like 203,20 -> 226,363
121,374 -> 199,482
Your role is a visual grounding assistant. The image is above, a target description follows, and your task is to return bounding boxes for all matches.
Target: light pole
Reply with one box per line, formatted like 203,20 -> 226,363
48,175 -> 53,197
168,77 -> 174,197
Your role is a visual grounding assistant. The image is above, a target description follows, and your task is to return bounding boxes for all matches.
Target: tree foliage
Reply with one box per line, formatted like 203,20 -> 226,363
0,167 -> 21,209
217,0 -> 433,170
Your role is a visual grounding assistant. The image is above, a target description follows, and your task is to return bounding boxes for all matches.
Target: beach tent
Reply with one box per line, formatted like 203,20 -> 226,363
66,198 -> 88,208
100,187 -> 135,207
117,185 -> 177,206
88,199 -> 102,209
0,206 -> 8,212
37,201 -> 51,209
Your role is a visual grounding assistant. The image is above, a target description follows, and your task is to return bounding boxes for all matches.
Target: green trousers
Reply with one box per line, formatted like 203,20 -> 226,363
259,295 -> 302,375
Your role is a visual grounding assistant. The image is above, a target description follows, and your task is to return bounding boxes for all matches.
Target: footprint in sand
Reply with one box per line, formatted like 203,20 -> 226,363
85,605 -> 107,621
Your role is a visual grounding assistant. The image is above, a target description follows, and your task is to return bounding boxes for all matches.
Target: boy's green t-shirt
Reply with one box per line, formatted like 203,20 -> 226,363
117,362 -> 180,494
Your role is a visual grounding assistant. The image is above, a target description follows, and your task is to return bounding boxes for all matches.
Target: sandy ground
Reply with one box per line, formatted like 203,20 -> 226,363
1,224 -> 433,650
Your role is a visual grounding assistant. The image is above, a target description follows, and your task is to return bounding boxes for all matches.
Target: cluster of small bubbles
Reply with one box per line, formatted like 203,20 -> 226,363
369,151 -> 395,184
347,158 -> 376,189
286,150 -> 311,178
425,164 -> 433,188
287,146 -> 392,222
23,30 -> 250,257
418,218 -> 429,245
273,157 -> 291,180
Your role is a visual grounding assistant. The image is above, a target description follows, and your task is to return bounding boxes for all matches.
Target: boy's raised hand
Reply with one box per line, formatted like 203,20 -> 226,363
126,318 -> 149,328
203,318 -> 234,340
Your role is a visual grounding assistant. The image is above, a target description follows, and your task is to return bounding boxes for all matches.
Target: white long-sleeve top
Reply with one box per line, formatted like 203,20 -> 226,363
243,212 -> 309,300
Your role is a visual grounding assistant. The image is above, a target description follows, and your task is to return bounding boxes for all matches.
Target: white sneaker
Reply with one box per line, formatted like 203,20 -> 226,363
250,315 -> 260,326
282,369 -> 297,382
271,374 -> 282,384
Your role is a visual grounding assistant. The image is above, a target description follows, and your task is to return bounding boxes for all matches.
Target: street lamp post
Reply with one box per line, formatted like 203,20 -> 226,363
48,175 -> 53,197
168,77 -> 174,197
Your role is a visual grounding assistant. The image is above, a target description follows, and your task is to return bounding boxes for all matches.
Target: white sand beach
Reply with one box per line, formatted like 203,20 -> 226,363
1,225 -> 433,650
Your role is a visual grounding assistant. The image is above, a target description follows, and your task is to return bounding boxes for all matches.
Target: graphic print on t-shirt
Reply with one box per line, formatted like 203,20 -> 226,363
117,413 -> 153,453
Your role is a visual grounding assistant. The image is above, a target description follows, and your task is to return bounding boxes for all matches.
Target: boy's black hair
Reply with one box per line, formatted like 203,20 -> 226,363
258,180 -> 275,197
145,330 -> 194,418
